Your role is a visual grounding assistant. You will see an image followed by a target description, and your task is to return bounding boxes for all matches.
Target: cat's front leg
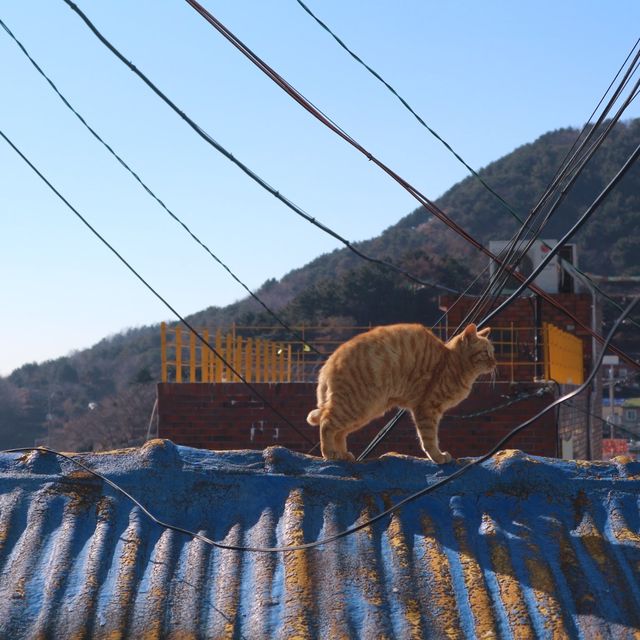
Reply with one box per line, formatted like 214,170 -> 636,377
411,406 -> 452,464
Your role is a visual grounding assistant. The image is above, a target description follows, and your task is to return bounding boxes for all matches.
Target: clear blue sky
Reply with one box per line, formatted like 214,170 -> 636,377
1,0 -> 639,376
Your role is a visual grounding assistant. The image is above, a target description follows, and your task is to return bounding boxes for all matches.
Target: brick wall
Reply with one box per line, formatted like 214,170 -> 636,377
439,293 -> 597,371
158,381 -> 559,459
440,292 -> 603,459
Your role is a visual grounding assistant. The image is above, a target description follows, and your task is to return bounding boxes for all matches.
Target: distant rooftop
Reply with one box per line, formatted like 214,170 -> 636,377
0,440 -> 639,638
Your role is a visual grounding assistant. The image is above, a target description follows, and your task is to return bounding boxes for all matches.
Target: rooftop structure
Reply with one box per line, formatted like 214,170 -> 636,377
0,440 -> 638,637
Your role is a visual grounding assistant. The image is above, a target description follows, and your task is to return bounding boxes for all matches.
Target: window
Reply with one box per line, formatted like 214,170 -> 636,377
625,409 -> 638,422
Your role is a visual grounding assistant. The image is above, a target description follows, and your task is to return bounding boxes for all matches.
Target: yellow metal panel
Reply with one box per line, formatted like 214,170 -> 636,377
544,323 -> 584,385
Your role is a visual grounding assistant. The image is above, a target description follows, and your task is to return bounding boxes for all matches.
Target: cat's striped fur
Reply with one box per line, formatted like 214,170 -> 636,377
307,323 -> 496,462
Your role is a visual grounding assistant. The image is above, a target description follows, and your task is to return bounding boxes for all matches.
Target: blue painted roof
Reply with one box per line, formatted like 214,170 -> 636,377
0,440 -> 639,638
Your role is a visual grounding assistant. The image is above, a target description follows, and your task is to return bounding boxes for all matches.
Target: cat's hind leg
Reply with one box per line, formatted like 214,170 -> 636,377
411,405 -> 452,464
319,412 -> 355,461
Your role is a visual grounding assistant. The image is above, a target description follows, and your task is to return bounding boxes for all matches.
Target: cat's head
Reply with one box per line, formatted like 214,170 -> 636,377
451,323 -> 497,374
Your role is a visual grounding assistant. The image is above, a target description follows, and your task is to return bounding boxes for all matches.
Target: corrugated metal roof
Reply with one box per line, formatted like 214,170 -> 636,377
0,439 -> 639,638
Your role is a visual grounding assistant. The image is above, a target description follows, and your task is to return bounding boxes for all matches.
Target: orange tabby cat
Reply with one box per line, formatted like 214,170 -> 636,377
307,323 -> 495,462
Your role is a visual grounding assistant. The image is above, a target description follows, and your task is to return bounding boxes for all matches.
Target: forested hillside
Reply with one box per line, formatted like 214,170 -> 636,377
2,119 -> 639,450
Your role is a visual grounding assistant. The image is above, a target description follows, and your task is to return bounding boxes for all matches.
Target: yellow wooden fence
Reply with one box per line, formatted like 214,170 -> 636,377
161,322 -> 585,384
161,323 -> 292,383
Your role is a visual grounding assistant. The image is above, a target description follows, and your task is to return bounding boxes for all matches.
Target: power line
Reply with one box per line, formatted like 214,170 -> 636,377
0,17 -> 328,358
294,0 -> 522,223
457,53 -> 640,332
178,0 -> 640,369
295,1 -> 640,335
58,0 -> 460,298
363,115 -> 640,459
0,128 -> 315,447
3,296 -> 635,553
480,139 -> 640,330
295,1 -> 640,247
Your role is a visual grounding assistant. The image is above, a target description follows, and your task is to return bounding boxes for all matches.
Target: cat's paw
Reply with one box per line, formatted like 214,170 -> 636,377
323,450 -> 356,462
427,451 -> 452,464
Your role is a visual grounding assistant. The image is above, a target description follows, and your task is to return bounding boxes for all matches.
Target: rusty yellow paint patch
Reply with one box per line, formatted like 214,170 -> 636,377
453,516 -> 498,638
420,515 -> 461,639
382,494 -> 424,639
283,489 -> 314,639
514,523 -> 568,639
492,449 -> 537,470
523,554 -> 567,640
481,514 -> 534,640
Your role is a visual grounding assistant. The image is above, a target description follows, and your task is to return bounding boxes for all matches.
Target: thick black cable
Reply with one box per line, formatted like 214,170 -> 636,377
363,105 -> 640,452
461,74 -> 640,335
0,17 -> 327,358
2,297 -> 635,553
177,0 -> 640,369
480,140 -> 640,332
456,50 -> 640,330
302,0 -> 640,331
296,0 -> 640,246
458,75 -> 640,332
360,112 -> 640,454
0,128 -> 315,447
62,0 -> 634,368
357,387 -> 555,461
351,40 -> 640,460
59,0 -> 460,297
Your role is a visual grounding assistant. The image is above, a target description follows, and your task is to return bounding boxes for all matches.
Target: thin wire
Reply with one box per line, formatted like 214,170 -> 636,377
0,17 -> 328,358
480,139 -> 640,332
358,129 -> 640,456
176,0 -> 640,368
294,0 -> 521,222
0,128 -> 315,447
469,71 -> 640,330
457,69 -> 640,332
445,386 -> 552,419
3,296 -> 635,553
298,0 -> 640,334
59,1 -> 460,297
296,1 -> 640,241
567,399 -> 640,441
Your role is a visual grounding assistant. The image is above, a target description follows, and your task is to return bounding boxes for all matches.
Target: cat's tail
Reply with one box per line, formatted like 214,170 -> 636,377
306,409 -> 322,426
308,377 -> 329,426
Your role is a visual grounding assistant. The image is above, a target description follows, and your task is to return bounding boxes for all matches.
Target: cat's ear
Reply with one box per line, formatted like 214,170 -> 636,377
462,323 -> 478,340
478,327 -> 491,338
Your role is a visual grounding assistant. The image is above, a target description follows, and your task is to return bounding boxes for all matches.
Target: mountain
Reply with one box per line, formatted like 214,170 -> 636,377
2,119 -> 640,450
